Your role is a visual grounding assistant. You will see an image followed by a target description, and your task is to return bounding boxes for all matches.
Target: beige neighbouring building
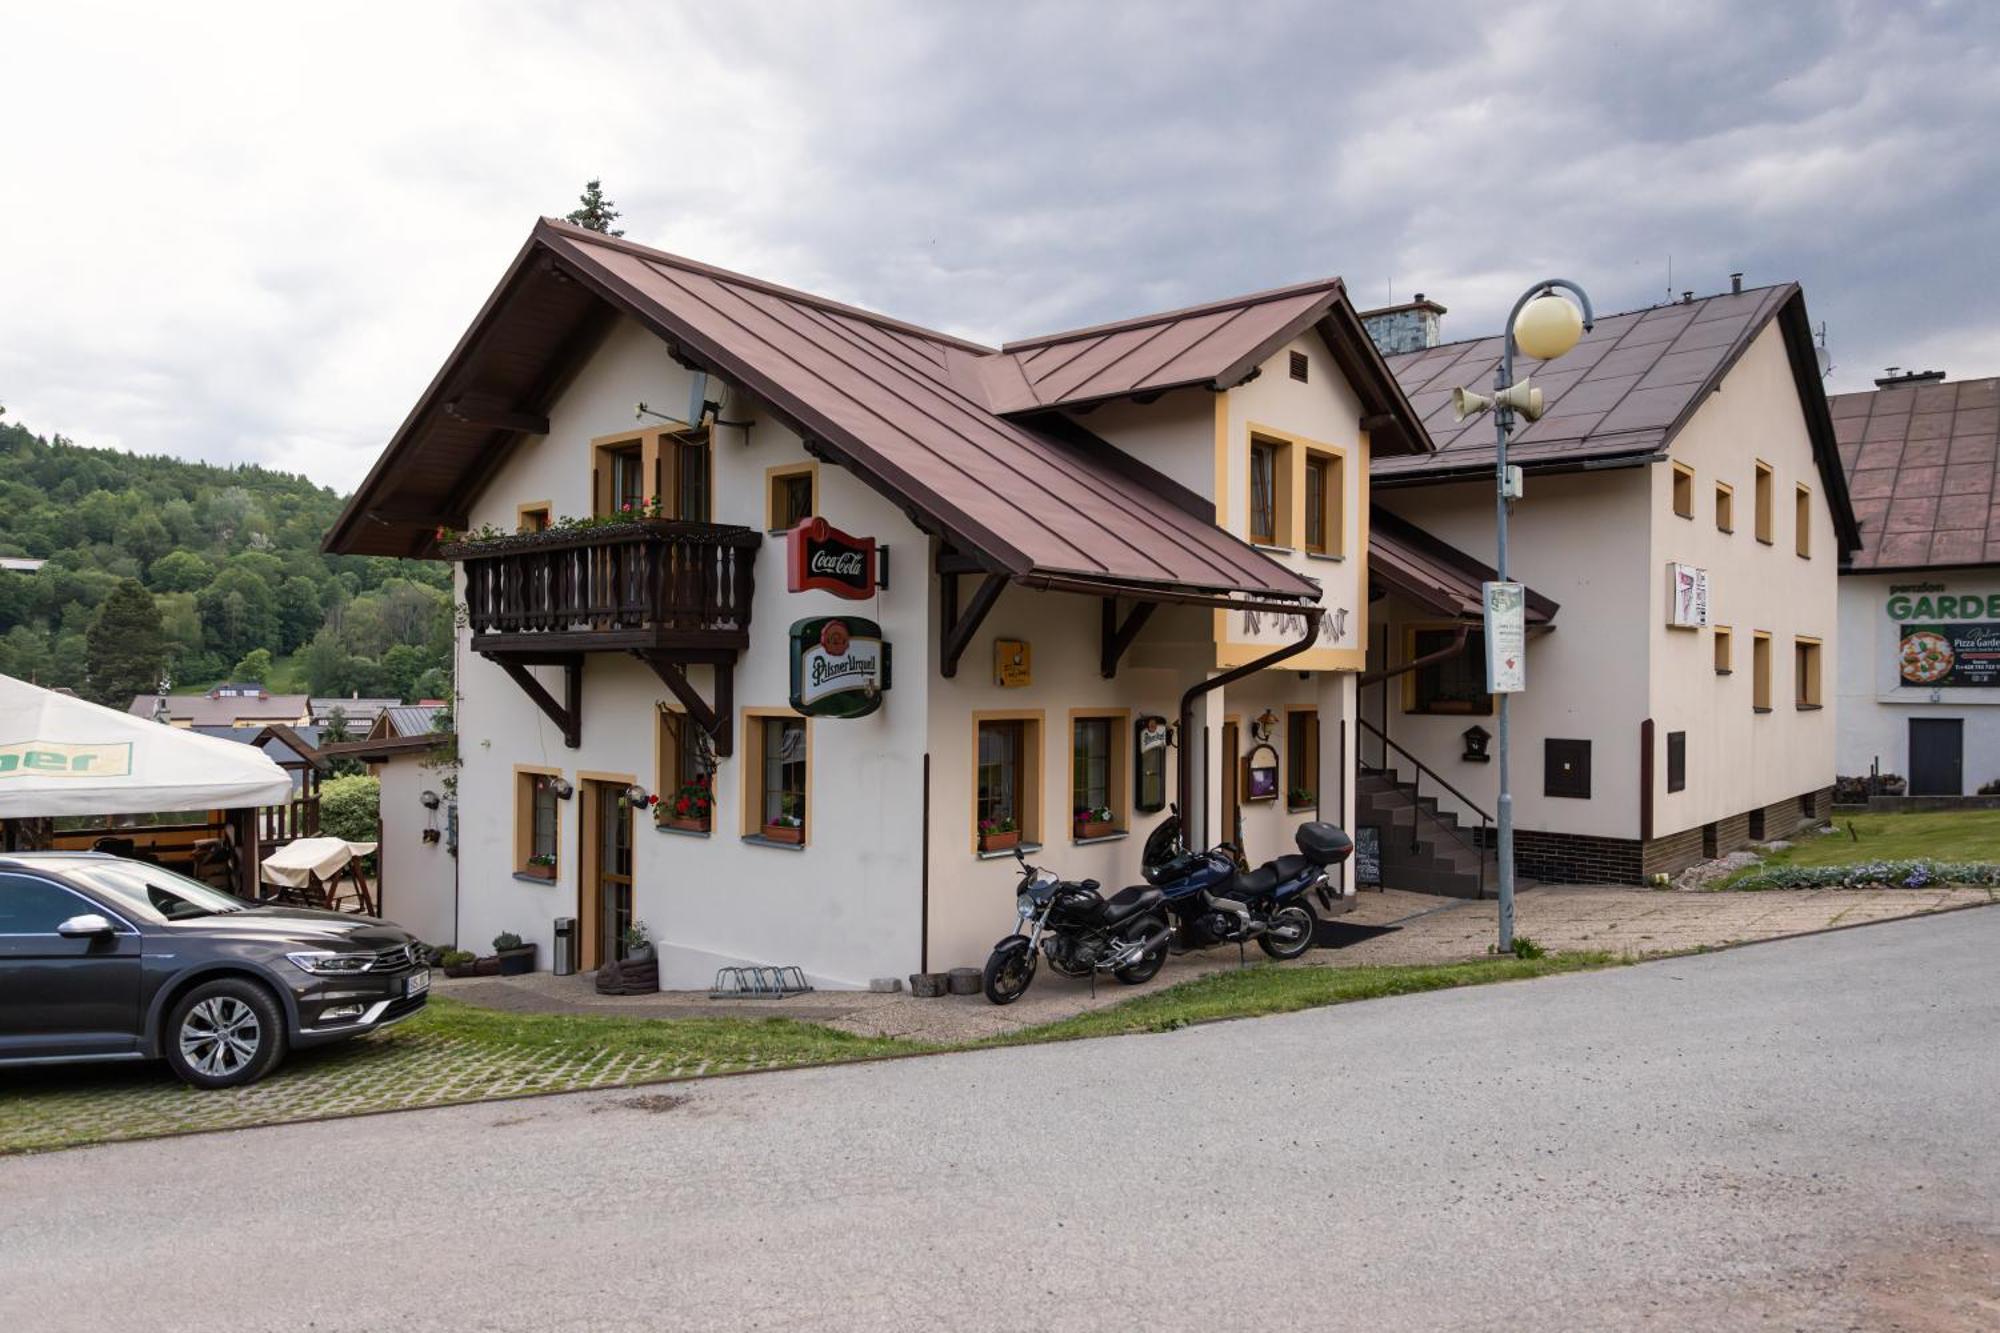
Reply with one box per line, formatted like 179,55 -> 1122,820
327,219 -> 1447,988
1357,281 -> 1861,884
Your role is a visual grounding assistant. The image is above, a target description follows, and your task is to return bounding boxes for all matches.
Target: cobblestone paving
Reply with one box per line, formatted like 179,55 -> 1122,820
0,1022 -> 803,1156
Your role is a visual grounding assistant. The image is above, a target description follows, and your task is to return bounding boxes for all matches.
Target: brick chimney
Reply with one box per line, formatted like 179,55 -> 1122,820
1359,294 -> 1447,356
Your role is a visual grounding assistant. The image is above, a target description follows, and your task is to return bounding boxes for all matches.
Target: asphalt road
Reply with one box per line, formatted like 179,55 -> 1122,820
3,910 -> 1995,1332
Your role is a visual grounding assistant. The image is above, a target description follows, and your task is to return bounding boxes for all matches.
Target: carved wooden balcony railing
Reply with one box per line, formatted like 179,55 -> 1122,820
444,520 -> 761,656
440,521 -> 762,754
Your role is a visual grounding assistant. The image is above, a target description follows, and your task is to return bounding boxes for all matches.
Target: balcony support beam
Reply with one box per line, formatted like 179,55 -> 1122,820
493,655 -> 583,749
635,652 -> 735,758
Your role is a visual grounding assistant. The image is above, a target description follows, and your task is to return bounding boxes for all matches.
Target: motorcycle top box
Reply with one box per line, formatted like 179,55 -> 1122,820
1295,822 -> 1354,867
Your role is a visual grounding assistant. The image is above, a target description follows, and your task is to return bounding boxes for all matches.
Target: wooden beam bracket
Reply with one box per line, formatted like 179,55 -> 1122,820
941,572 -> 1007,679
634,652 -> 735,758
1099,597 -> 1158,678
492,655 -> 583,749
444,394 -> 551,437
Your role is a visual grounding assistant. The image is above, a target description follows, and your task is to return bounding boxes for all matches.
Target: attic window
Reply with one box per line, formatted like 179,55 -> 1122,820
1288,351 -> 1309,383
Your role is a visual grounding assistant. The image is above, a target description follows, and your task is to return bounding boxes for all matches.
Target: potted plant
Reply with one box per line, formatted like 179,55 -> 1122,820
439,949 -> 478,978
493,931 -> 537,976
763,794 -> 805,845
1074,805 -> 1117,839
522,852 -> 556,881
979,814 -> 1019,853
661,775 -> 713,833
621,920 -> 656,962
1288,785 -> 1316,811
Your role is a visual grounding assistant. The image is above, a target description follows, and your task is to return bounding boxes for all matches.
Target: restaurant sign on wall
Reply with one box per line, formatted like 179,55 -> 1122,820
1886,583 -> 2000,689
786,518 -> 881,600
789,616 -> 892,718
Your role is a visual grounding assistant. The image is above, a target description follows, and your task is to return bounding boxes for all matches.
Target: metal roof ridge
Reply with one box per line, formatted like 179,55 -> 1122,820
1403,281 -> 1801,358
999,276 -> 1345,352
538,218 -> 999,356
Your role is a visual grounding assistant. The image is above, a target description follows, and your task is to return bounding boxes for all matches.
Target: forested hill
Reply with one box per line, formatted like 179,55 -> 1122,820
0,418 -> 451,707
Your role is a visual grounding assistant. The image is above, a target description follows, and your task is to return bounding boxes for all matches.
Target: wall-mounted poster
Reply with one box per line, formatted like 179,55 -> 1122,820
1243,742 -> 1279,802
1665,563 -> 1710,628
1899,623 -> 2000,688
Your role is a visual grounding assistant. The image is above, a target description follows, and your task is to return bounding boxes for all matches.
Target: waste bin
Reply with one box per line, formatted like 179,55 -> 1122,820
552,917 -> 578,976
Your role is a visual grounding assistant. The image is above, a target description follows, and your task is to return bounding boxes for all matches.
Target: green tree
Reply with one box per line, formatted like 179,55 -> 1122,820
124,513 -> 172,572
319,773 -> 381,842
83,579 -> 166,705
196,566 -> 279,662
230,647 -> 274,683
149,550 -> 215,593
564,178 -> 623,236
276,575 -> 322,653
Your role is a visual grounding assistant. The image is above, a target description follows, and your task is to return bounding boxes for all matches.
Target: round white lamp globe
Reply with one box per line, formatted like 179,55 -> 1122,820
1513,293 -> 1585,361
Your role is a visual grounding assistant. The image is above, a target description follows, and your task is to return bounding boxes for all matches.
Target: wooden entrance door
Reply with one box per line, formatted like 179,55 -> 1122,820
1220,719 -> 1242,860
579,781 -> 635,971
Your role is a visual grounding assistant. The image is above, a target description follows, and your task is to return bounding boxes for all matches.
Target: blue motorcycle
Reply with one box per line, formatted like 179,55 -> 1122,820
1138,810 -> 1354,961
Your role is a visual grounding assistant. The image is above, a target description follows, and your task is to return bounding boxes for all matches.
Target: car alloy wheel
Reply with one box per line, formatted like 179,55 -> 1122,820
179,996 -> 263,1079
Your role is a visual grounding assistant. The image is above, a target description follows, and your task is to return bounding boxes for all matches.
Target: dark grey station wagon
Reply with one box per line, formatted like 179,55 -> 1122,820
0,852 -> 428,1088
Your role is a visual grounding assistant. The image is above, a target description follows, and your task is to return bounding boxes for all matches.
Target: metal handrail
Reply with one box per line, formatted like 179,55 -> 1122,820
1356,716 -> 1492,897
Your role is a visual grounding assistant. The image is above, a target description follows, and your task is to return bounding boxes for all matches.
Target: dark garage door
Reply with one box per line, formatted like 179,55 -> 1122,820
1908,718 -> 1964,796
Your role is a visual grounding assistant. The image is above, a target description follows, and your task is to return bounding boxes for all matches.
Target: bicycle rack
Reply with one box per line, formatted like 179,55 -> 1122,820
709,965 -> 813,999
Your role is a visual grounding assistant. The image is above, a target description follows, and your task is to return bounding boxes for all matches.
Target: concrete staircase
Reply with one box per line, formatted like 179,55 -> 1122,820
1356,768 -> 1495,899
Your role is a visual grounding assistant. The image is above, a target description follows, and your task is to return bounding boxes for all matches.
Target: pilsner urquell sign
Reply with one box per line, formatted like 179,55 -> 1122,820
789,616 -> 892,718
787,517 -> 877,600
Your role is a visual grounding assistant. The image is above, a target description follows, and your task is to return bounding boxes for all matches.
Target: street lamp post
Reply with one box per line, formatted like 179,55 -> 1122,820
1456,280 -> 1594,953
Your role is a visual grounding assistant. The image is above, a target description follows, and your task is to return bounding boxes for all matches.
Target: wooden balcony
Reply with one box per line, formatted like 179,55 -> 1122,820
446,520 -> 761,657
443,521 -> 761,753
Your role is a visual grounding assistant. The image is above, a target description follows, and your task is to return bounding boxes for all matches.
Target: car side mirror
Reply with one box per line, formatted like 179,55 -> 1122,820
56,913 -> 116,938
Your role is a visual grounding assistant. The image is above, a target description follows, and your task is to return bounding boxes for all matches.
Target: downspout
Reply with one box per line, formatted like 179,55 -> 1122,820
1177,607 -> 1325,832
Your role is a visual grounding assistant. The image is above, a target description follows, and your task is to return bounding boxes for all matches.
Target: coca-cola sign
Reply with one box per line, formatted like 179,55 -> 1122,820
786,517 -> 877,600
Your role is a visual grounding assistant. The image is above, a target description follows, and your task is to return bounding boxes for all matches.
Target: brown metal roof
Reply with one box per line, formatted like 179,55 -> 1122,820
1830,374 -> 2000,570
1375,282 -> 1861,557
1369,507 -> 1558,623
986,279 -> 1429,455
332,220 -> 1436,602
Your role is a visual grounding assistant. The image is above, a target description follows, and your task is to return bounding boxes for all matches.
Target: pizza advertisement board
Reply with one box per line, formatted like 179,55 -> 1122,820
1898,622 -> 2000,688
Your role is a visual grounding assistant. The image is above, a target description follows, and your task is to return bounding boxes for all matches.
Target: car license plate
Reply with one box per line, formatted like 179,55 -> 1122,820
406,969 -> 431,997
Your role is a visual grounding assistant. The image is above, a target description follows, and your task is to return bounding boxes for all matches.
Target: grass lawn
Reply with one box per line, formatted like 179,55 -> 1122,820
993,952 -> 1626,1044
0,999 -> 922,1156
1722,809 -> 2000,885
0,954 -> 1638,1155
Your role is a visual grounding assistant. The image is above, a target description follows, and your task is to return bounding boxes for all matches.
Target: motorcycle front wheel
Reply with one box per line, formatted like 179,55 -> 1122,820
982,941 -> 1037,1005
1258,902 -> 1318,960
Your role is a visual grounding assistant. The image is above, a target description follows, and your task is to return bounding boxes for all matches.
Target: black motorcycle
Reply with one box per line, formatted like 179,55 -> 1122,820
1140,810 -> 1354,961
982,849 -> 1172,1005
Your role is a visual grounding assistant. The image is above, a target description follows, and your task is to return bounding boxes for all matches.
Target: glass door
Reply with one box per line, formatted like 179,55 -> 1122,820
598,785 -> 634,963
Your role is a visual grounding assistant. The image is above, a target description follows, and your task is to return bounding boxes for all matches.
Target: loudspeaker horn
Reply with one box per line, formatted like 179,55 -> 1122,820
1451,386 -> 1493,421
1493,377 -> 1545,421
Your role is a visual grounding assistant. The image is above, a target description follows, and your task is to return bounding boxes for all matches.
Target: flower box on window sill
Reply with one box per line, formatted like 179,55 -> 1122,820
658,815 -> 711,835
520,862 -> 556,881
1074,819 -> 1119,840
979,830 -> 1020,854
761,823 -> 805,845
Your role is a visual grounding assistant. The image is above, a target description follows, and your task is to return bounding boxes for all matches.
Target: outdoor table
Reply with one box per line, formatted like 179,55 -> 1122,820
259,836 -> 379,916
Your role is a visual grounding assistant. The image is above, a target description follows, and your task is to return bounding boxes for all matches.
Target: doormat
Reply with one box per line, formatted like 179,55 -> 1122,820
1313,920 -> 1400,950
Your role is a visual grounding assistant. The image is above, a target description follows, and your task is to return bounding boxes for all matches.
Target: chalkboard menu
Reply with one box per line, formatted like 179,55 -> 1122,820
1354,825 -> 1382,887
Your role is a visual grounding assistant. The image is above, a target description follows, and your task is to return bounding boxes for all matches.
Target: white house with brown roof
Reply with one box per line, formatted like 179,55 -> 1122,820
1831,371 -> 2000,795
1362,281 -> 1859,883
328,219 -> 1437,986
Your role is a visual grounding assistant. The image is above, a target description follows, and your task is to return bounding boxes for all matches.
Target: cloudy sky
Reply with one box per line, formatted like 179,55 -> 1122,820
3,1 -> 1996,492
